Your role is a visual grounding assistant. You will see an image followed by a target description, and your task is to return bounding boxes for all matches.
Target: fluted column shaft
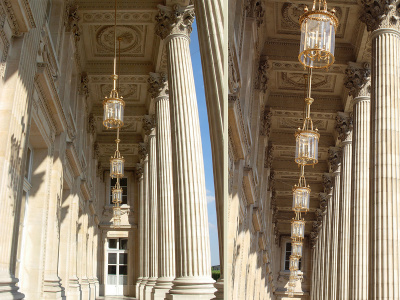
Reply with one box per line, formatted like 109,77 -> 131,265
156,5 -> 216,299
145,132 -> 158,299
140,154 -> 150,299
337,138 -> 352,298
323,194 -> 332,300
136,164 -> 144,298
369,27 -> 400,298
318,211 -> 327,300
150,74 -> 176,300
349,96 -> 370,300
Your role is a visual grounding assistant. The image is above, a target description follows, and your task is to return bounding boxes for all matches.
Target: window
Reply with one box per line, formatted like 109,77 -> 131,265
284,242 -> 302,271
109,178 -> 128,205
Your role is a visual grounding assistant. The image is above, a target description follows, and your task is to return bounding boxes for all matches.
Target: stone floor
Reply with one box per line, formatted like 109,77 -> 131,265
96,297 -> 137,300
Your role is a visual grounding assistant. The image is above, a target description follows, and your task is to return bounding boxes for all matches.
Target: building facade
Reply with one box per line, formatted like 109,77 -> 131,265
0,0 -> 224,299
228,0 -> 399,299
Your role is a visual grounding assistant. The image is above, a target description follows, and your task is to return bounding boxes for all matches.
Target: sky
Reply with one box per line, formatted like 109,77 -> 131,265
189,21 -> 220,267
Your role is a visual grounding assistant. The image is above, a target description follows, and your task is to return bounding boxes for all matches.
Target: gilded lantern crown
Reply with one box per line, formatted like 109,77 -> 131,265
298,0 -> 339,69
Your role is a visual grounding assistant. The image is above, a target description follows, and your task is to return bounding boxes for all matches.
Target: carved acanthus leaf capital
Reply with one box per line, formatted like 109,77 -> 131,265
155,5 -> 195,40
319,192 -> 329,212
360,0 -> 400,32
328,147 -> 342,172
246,0 -> 265,26
148,72 -> 168,99
142,115 -> 156,135
344,62 -> 371,98
135,163 -> 143,179
260,106 -> 272,137
335,112 -> 353,142
254,58 -> 270,92
138,143 -> 148,160
87,113 -> 96,135
80,72 -> 89,97
322,173 -> 334,194
66,4 -> 81,42
264,145 -> 274,169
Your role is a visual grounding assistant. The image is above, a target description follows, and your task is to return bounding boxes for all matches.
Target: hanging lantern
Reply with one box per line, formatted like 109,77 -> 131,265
291,218 -> 305,241
292,240 -> 303,257
290,270 -> 299,281
298,0 -> 338,69
103,88 -> 125,129
293,170 -> 310,212
110,148 -> 124,178
288,291 -> 294,298
112,184 -> 123,204
295,111 -> 319,166
112,206 -> 121,228
289,255 -> 300,271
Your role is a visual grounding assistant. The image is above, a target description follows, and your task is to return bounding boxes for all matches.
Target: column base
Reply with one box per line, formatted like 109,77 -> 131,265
145,277 -> 157,300
94,279 -> 100,298
0,273 -> 25,300
136,277 -> 143,299
80,278 -> 90,300
139,278 -> 148,300
42,275 -> 66,299
152,277 -> 174,300
214,277 -> 224,299
166,276 -> 216,300
89,279 -> 96,300
67,276 -> 81,299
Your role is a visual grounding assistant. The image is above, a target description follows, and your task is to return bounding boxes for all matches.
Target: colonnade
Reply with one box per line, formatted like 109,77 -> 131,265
135,3 -> 218,300
311,2 -> 400,298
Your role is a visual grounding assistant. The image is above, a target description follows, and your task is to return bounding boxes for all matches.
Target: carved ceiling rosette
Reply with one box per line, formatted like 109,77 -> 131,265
142,114 -> 156,135
148,72 -> 168,99
328,147 -> 342,173
155,5 -> 195,40
344,62 -> 371,98
254,58 -> 270,92
360,0 -> 400,32
335,112 -> 353,143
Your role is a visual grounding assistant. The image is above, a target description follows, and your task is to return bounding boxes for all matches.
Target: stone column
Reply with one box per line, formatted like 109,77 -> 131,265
192,1 -> 224,296
135,163 -> 144,298
144,121 -> 158,300
317,194 -> 327,300
360,3 -> 400,298
148,73 -> 176,300
155,5 -> 216,299
139,143 -> 149,300
336,113 -> 353,299
327,147 -> 341,300
344,63 -> 371,300
321,181 -> 333,299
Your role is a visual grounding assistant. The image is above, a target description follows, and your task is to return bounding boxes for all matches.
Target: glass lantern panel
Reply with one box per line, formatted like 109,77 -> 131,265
103,98 -> 125,129
289,255 -> 300,271
288,280 -> 296,287
291,220 -> 305,239
292,241 -> 303,257
113,216 -> 121,228
295,131 -> 319,165
293,187 -> 310,212
112,188 -> 123,203
299,13 -> 336,68
110,158 -> 124,178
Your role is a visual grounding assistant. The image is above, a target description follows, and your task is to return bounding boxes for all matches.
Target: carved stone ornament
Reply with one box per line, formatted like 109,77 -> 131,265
344,62 -> 371,98
322,173 -> 333,194
142,115 -> 156,135
310,231 -> 318,247
228,44 -> 241,94
264,145 -> 274,169
138,142 -> 148,160
80,72 -> 89,97
135,163 -> 143,179
319,192 -> 329,213
155,5 -> 195,40
148,72 -> 168,99
254,58 -> 270,92
87,113 -> 96,135
260,106 -> 272,137
66,4 -> 81,42
93,142 -> 100,159
246,0 -> 265,26
335,112 -> 353,142
360,0 -> 400,32
328,147 -> 342,173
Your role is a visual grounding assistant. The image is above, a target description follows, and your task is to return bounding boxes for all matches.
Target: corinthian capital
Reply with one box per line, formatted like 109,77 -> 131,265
344,62 -> 371,98
260,106 -> 272,137
335,112 -> 353,142
155,5 -> 195,40
135,163 -> 144,179
328,147 -> 342,173
360,0 -> 400,32
148,72 -> 168,99
138,143 -> 148,160
254,58 -> 270,92
142,115 -> 156,135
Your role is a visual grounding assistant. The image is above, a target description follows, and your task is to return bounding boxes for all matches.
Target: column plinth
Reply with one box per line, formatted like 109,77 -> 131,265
155,5 -> 216,299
